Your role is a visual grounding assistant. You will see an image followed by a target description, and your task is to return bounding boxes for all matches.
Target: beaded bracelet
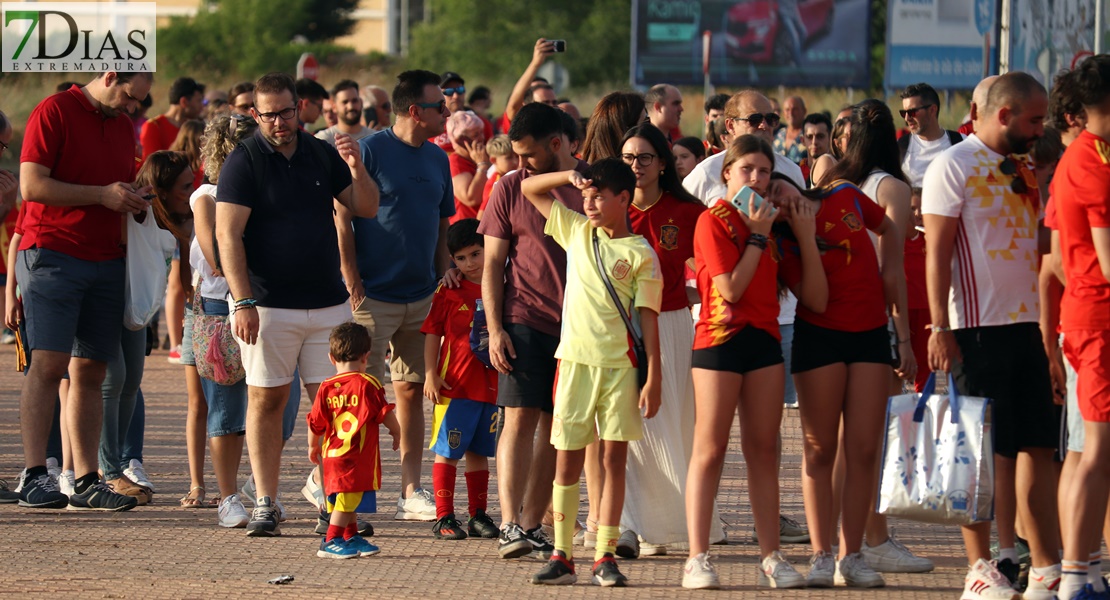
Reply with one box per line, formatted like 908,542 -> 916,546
747,233 -> 769,250
234,298 -> 258,310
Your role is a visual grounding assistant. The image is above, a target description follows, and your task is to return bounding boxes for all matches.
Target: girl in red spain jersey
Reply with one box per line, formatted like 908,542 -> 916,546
617,124 -> 709,554
773,172 -> 910,589
682,135 -> 824,590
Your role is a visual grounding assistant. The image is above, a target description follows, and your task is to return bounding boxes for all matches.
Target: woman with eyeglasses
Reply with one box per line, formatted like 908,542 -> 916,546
614,124 -> 708,557
682,135 -> 824,589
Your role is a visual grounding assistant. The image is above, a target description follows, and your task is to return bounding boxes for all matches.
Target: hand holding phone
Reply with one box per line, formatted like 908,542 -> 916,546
729,186 -> 777,235
729,185 -> 764,216
551,40 -> 566,52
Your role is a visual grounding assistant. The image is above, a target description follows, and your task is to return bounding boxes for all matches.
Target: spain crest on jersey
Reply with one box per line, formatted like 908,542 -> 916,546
841,211 -> 863,232
659,224 -> 679,251
447,428 -> 462,449
612,259 -> 632,280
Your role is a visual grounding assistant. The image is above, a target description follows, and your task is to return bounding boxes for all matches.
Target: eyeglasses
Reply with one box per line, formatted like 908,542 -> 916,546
733,112 -> 780,129
416,100 -> 447,112
899,104 -> 935,119
620,153 -> 657,167
256,107 -> 297,123
999,157 -> 1029,195
442,86 -> 466,97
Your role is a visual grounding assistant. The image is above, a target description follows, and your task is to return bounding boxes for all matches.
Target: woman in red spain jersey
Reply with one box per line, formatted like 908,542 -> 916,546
773,172 -> 910,589
616,123 -> 707,555
682,135 -> 824,590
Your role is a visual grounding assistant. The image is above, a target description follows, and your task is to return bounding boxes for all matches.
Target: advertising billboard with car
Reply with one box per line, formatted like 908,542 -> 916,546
632,0 -> 871,88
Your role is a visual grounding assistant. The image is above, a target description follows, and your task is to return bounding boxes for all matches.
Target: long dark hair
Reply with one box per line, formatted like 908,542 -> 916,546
621,123 -> 702,205
770,172 -> 845,254
582,91 -> 645,163
135,150 -> 192,242
825,99 -> 908,185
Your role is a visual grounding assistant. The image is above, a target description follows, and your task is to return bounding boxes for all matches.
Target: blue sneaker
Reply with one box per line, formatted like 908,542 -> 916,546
317,537 -> 359,559
346,535 -> 381,557
1075,583 -> 1110,599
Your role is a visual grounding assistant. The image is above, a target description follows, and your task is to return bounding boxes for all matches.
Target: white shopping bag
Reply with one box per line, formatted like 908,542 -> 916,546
877,372 -> 994,525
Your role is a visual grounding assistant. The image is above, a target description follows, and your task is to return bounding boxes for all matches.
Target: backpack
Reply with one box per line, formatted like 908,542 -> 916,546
898,129 -> 964,162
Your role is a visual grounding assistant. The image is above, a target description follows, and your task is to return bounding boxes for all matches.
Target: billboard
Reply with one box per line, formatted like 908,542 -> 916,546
886,0 -> 1000,90
1008,0 -> 1099,86
631,0 -> 871,88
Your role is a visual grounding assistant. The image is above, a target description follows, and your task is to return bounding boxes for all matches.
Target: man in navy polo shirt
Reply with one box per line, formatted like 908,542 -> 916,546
342,70 -> 454,521
216,72 -> 380,537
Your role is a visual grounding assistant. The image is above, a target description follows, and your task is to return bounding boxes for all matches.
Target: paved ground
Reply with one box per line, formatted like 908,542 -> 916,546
0,343 -> 975,598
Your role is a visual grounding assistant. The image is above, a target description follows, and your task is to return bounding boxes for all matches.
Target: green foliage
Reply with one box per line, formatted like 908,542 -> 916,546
156,0 -> 354,78
870,0 -> 888,91
302,0 -> 359,42
407,0 -> 630,86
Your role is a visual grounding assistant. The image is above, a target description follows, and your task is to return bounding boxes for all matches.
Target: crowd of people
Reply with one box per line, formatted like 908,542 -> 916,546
3,35 -> 1110,599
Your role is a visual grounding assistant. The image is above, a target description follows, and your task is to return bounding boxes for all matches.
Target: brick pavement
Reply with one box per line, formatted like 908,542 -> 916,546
0,344 -> 973,598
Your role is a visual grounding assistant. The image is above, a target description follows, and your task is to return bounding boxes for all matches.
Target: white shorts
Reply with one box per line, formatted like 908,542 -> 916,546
232,302 -> 352,387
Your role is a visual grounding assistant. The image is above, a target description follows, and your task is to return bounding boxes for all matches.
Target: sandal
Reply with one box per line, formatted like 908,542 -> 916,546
180,486 -> 207,508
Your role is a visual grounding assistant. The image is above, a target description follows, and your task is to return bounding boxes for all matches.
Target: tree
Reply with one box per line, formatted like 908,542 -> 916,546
302,0 -> 359,42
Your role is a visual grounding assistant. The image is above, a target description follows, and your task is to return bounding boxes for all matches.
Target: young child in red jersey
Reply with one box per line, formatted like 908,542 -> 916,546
308,322 -> 400,559
478,135 -> 518,220
421,219 -> 500,540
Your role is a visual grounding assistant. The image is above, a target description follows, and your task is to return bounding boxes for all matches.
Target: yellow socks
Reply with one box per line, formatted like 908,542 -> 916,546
552,482 -> 579,560
596,524 -> 620,561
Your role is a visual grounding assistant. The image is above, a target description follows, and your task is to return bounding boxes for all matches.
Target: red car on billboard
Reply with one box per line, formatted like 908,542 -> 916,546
723,0 -> 835,64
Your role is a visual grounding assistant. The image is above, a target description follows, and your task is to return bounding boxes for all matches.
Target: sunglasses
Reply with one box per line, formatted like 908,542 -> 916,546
416,100 -> 447,112
999,157 -> 1029,195
899,104 -> 935,119
442,86 -> 466,97
734,112 -> 780,128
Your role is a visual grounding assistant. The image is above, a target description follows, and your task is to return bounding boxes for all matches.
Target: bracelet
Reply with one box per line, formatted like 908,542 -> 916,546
746,233 -> 769,250
234,298 -> 257,310
930,325 -> 952,333
897,338 -> 911,344
477,162 -> 491,169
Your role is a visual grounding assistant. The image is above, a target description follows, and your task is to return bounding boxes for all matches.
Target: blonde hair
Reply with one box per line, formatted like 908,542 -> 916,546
486,134 -> 512,158
169,119 -> 205,173
201,113 -> 257,184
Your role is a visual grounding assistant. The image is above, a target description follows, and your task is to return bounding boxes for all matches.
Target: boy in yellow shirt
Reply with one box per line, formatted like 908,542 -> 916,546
520,157 -> 663,587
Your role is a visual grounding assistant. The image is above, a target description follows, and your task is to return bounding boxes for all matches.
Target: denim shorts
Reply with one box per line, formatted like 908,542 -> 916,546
197,297 -> 247,437
180,306 -> 196,366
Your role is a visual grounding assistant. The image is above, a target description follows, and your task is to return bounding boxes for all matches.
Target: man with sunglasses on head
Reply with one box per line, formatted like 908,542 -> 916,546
898,83 -> 965,189
682,90 -> 804,204
923,72 -> 1062,600
216,72 -> 380,537
343,70 -> 455,523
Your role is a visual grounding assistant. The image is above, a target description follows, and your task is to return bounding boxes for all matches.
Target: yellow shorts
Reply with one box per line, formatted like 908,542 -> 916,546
550,361 -> 643,451
326,491 -> 377,513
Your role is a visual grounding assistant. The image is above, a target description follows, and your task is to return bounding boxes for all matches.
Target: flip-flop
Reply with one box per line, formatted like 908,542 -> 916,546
180,486 -> 206,508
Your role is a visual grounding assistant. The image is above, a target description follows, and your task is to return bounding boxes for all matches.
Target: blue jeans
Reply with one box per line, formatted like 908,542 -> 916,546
781,324 -> 797,404
99,325 -> 147,479
122,389 -> 144,464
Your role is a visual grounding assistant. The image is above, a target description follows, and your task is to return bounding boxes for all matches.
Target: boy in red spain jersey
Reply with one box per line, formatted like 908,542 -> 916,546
307,322 -> 400,559
421,219 -> 500,541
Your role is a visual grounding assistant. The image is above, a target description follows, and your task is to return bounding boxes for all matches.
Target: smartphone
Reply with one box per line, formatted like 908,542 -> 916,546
141,193 -> 156,201
728,185 -> 764,216
551,40 -> 566,52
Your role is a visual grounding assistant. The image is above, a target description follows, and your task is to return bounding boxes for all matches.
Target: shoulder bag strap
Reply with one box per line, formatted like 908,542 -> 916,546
592,228 -> 643,349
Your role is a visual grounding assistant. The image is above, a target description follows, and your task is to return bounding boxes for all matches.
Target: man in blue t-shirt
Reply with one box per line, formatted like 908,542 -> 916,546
216,72 -> 379,537
342,70 -> 454,522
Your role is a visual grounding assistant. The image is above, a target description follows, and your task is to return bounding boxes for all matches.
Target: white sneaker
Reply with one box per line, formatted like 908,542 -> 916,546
394,487 -> 436,521
1022,565 -> 1061,600
240,475 -> 256,507
962,559 -> 1021,600
807,551 -> 836,588
640,541 -> 668,556
15,469 -> 25,493
45,458 -> 61,486
59,470 -> 75,497
862,534 -> 934,573
275,496 -> 286,523
835,552 -> 885,587
301,468 -> 323,510
123,459 -> 155,492
218,494 -> 250,528
759,550 -> 807,589
682,553 -> 720,590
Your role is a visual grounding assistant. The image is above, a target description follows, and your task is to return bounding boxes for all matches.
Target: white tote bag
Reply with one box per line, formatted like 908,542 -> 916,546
123,211 -> 175,331
877,372 -> 994,525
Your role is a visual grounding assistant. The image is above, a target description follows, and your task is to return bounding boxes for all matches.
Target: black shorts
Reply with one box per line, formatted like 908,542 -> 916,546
952,323 -> 1058,459
496,323 -> 558,413
692,325 -> 783,374
791,320 -> 894,374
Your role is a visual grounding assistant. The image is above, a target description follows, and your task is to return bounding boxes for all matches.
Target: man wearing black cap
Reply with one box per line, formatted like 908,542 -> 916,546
432,71 -> 494,154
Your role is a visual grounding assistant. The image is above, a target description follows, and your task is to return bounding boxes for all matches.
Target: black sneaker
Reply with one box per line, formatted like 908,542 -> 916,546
498,522 -> 533,559
592,553 -> 629,587
0,478 -> 20,504
432,513 -> 468,540
996,558 -> 1020,589
524,525 -> 555,559
67,482 -> 138,512
315,510 -> 374,537
468,510 -> 499,539
19,471 -> 70,509
532,550 -> 577,585
246,496 -> 281,537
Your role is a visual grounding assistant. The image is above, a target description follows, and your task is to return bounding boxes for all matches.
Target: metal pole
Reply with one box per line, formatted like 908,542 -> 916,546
1097,0 -> 1104,55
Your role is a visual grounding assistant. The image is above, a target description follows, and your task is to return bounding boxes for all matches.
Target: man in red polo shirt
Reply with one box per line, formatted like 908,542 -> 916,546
140,76 -> 203,160
18,72 -> 154,512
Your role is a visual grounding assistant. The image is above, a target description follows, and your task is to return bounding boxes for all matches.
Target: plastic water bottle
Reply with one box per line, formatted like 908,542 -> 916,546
470,298 -> 492,367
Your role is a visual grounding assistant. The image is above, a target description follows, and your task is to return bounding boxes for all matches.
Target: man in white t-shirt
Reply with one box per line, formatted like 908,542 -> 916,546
899,83 -> 965,188
682,90 -> 804,204
922,72 -> 1060,600
316,80 -> 374,147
